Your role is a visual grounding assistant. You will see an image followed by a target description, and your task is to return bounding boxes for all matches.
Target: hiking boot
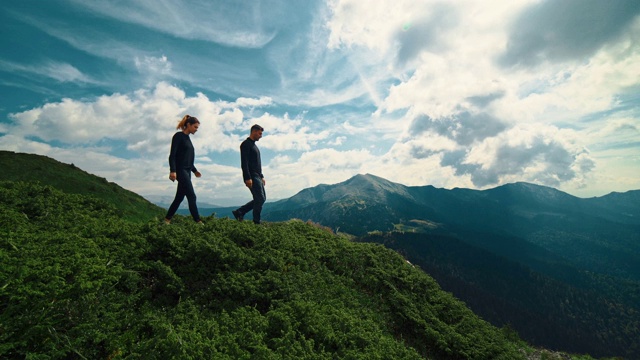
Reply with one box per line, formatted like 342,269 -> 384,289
232,210 -> 244,222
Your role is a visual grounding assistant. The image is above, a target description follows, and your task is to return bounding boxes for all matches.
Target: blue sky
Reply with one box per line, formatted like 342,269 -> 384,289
1,0 -> 639,206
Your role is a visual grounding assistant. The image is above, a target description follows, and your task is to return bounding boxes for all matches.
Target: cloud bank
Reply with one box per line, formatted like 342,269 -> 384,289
1,0 -> 639,205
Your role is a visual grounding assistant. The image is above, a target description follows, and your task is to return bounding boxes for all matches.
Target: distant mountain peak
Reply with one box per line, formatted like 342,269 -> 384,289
354,173 -> 386,180
276,173 -> 414,208
489,181 -> 576,204
341,173 -> 413,198
345,173 -> 395,186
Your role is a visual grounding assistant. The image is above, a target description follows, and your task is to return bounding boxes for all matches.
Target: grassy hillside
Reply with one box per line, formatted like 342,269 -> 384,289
0,180 -> 593,359
0,151 -> 163,222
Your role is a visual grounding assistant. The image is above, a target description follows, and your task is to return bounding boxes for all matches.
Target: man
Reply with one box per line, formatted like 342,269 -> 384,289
233,124 -> 266,224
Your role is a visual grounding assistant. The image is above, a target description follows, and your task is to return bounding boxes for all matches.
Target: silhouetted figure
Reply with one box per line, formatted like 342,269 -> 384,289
165,115 -> 202,224
233,124 -> 266,224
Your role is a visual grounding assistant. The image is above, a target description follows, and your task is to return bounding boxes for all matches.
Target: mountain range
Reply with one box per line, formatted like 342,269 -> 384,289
200,173 -> 640,358
263,173 -> 640,279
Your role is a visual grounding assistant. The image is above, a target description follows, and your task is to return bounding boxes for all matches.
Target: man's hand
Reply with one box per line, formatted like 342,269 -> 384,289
245,179 -> 253,188
194,171 -> 202,178
169,172 -> 177,182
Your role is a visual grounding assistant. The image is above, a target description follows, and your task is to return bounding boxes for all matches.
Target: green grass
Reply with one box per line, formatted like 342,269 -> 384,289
0,150 -> 163,222
0,181 -> 536,359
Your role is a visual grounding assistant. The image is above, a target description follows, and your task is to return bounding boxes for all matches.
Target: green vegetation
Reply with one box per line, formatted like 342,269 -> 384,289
0,151 -> 164,222
359,231 -> 637,359
0,180 -> 540,359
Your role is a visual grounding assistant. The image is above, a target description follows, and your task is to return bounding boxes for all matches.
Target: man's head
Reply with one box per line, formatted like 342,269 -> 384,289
250,124 -> 264,141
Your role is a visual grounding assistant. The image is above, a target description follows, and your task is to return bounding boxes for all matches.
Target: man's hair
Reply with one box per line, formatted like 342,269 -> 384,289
251,124 -> 264,132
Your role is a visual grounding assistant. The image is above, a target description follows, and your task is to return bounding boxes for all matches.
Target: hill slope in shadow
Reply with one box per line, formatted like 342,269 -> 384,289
0,150 -> 163,222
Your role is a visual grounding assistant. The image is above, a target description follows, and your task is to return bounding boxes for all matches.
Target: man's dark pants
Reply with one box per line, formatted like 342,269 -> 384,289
238,175 -> 266,224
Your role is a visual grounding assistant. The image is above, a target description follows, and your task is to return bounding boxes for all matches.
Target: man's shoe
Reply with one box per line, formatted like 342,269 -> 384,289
232,210 -> 244,222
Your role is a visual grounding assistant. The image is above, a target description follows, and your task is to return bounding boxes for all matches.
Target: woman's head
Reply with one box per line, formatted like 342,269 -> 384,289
177,115 -> 200,133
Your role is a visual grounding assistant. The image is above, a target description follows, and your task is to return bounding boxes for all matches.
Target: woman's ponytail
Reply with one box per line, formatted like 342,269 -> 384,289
176,115 -> 199,130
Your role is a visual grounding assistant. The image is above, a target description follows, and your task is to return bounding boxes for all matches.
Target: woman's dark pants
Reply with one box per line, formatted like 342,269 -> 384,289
166,170 -> 200,222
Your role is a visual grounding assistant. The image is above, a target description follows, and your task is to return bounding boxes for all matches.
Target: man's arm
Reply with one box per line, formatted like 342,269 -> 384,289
240,141 -> 251,181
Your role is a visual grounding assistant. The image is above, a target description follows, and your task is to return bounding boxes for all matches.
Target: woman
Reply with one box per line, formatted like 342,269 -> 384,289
164,115 -> 203,224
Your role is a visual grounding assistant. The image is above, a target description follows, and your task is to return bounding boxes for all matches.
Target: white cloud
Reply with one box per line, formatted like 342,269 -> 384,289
366,142 -> 467,190
243,112 -> 331,152
9,93 -> 134,144
6,82 -> 248,154
44,62 -> 95,83
327,0 -> 429,53
134,55 -> 173,85
324,0 -> 640,196
66,0 -> 278,48
498,0 -> 640,67
267,148 -> 375,195
1,82 -> 352,203
329,136 -> 346,146
450,124 -> 594,187
0,60 -> 97,84
4,82 -> 278,170
234,97 -> 273,108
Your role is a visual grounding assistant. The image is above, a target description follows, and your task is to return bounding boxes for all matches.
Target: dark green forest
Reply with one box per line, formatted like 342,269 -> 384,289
0,181 -> 532,359
359,232 -> 639,359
